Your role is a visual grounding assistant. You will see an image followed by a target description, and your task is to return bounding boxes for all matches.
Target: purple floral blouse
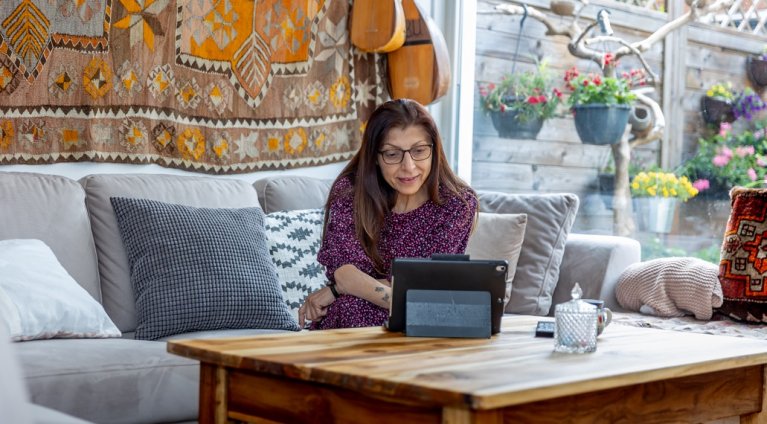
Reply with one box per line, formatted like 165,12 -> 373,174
312,176 -> 478,329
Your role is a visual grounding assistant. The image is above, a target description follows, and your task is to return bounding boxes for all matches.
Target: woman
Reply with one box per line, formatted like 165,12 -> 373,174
298,99 -> 478,329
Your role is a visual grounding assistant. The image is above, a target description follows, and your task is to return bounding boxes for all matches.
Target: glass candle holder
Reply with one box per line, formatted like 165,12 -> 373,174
554,283 -> 597,353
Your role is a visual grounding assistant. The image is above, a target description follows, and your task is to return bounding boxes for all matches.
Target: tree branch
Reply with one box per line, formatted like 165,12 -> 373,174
492,4 -> 573,37
629,90 -> 665,148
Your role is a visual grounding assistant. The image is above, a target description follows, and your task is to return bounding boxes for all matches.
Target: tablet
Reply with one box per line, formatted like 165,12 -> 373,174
386,256 -> 508,335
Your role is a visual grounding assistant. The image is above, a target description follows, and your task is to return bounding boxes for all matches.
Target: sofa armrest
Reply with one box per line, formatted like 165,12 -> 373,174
549,233 -> 640,315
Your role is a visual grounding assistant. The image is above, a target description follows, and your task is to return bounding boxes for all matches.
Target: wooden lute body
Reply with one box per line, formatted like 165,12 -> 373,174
386,0 -> 451,105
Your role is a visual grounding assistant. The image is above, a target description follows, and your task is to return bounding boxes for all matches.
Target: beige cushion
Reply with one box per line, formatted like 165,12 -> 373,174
466,213 -> 527,310
254,176 -> 332,213
478,191 -> 579,315
80,174 -> 262,333
0,172 -> 100,301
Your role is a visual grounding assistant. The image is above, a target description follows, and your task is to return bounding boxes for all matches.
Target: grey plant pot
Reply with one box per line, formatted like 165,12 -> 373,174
572,104 -> 631,145
490,110 -> 544,140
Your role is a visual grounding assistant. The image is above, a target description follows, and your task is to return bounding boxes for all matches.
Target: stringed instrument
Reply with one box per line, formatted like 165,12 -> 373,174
351,0 -> 406,53
386,0 -> 451,105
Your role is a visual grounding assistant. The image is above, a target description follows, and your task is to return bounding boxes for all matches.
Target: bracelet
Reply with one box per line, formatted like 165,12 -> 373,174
329,284 -> 340,299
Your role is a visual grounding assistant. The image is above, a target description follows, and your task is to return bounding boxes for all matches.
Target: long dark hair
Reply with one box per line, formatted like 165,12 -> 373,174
324,99 -> 475,272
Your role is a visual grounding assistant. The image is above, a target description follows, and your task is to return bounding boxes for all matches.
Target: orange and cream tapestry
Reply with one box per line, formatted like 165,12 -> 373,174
0,0 -> 383,173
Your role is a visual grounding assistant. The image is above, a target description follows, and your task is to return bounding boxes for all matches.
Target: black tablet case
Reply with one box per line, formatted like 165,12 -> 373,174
386,256 -> 508,335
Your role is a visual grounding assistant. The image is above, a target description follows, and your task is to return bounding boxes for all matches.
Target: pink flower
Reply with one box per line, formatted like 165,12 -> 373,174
693,179 -> 710,191
713,155 -> 730,167
755,129 -> 766,139
719,146 -> 733,158
719,122 -> 732,137
736,146 -> 755,158
749,168 -> 758,181
758,157 -> 767,167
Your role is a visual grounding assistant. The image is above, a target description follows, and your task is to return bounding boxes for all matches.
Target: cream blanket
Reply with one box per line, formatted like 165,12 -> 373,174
615,257 -> 723,320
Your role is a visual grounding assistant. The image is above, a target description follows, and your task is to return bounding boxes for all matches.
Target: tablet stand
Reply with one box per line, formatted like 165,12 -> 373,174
405,289 -> 492,338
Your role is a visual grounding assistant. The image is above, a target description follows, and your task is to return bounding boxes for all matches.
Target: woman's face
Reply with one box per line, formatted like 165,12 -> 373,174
377,125 -> 433,204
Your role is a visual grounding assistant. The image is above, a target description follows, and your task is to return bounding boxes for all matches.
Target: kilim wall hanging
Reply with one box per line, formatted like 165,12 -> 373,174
0,0 -> 384,173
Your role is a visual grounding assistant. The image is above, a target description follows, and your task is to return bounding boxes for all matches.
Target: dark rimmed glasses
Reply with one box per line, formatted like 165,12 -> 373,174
378,144 -> 433,165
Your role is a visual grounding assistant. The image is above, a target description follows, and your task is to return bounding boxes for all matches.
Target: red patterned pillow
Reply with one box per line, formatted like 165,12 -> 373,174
718,187 -> 767,322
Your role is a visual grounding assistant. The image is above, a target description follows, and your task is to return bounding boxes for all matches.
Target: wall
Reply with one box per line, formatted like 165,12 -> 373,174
0,161 -> 346,183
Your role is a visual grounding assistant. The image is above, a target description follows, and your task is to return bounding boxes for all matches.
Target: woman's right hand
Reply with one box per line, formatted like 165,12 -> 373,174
298,286 -> 337,328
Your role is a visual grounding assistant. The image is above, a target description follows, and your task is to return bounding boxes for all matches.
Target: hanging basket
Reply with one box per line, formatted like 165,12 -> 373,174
748,56 -> 767,87
572,104 -> 631,145
490,109 -> 544,140
700,96 -> 735,125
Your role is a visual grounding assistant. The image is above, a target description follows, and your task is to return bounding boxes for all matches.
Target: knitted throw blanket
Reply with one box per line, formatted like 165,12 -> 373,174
615,257 -> 723,320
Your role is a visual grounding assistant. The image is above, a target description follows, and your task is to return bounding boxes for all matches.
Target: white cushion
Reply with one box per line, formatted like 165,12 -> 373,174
264,208 -> 328,320
0,239 -> 121,341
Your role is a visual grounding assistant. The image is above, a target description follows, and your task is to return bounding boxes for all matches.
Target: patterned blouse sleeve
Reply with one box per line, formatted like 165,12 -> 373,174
427,188 -> 478,255
316,178 -> 375,283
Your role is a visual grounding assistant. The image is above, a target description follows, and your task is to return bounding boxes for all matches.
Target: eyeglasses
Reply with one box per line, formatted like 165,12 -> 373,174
378,144 -> 433,165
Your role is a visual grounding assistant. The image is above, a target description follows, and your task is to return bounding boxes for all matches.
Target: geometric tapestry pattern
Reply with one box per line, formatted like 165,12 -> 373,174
717,187 -> 767,323
0,0 -> 385,173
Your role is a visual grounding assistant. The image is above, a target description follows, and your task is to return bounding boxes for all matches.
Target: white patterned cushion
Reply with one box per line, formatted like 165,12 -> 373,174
110,197 -> 300,340
264,209 -> 327,319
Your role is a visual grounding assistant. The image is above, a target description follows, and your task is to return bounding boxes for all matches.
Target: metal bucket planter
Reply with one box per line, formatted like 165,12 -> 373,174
490,109 -> 544,140
634,197 -> 678,234
572,104 -> 631,145
747,56 -> 767,87
700,96 -> 735,125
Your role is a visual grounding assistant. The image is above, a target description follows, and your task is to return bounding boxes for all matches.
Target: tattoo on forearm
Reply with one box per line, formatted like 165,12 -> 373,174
375,286 -> 390,303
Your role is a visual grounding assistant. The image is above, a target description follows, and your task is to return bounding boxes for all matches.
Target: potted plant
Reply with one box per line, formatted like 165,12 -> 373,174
630,170 -> 699,233
747,47 -> 767,87
701,82 -> 736,125
681,121 -> 767,198
732,88 -> 767,121
565,66 -> 639,145
479,61 -> 563,140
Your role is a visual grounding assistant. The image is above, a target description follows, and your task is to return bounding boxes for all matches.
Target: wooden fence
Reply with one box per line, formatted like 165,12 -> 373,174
472,0 -> 767,229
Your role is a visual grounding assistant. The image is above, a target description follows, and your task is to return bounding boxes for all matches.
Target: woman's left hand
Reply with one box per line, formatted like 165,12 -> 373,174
298,286 -> 337,328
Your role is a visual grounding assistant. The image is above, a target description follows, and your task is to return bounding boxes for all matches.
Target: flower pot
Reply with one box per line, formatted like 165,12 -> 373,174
628,105 -> 653,137
634,197 -> 678,234
747,56 -> 767,87
572,104 -> 631,145
700,96 -> 735,125
490,110 -> 544,140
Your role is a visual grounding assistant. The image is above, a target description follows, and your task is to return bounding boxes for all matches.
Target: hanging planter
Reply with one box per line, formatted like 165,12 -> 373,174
572,103 -> 631,145
490,109 -> 544,140
700,96 -> 735,125
747,56 -> 767,87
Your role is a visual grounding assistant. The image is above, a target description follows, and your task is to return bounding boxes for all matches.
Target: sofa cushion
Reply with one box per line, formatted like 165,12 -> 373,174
0,239 -> 120,341
264,208 -> 328,319
0,315 -> 33,424
478,191 -> 579,315
466,213 -> 527,308
110,197 -> 300,340
81,174 -> 263,333
718,187 -> 767,323
17,338 -> 198,424
254,176 -> 332,213
0,172 -> 100,301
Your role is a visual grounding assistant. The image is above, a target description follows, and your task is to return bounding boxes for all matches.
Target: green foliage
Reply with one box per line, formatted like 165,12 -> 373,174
680,121 -> 767,196
564,66 -> 640,107
478,61 -> 564,122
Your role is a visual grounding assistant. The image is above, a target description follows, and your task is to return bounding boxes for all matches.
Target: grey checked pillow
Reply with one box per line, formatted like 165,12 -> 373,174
110,197 -> 299,340
264,209 -> 327,318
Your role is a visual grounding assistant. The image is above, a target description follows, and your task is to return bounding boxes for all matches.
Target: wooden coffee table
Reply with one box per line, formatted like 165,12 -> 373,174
168,315 -> 767,423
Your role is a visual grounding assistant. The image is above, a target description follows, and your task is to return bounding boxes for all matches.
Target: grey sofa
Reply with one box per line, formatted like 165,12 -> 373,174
0,171 -> 640,424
